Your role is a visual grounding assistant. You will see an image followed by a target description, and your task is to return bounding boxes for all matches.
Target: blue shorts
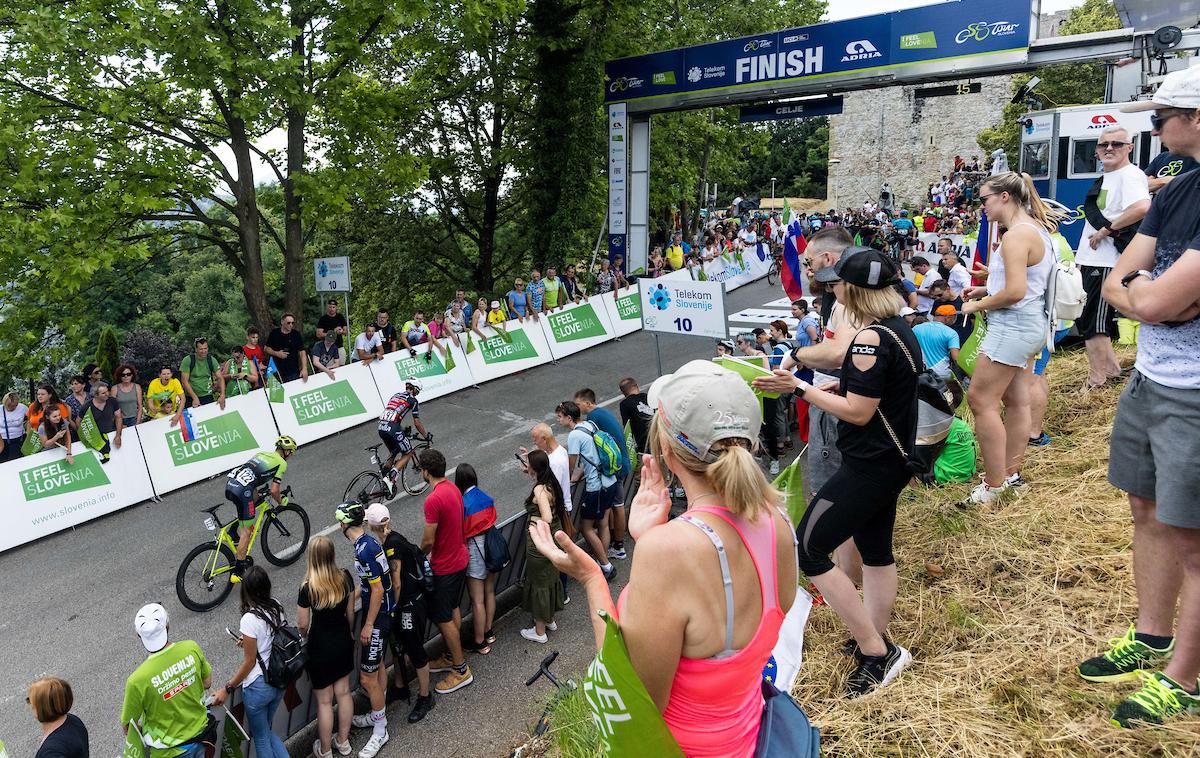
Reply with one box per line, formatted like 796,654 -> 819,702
224,484 -> 257,525
980,303 -> 1048,369
378,428 -> 412,458
580,483 -> 619,522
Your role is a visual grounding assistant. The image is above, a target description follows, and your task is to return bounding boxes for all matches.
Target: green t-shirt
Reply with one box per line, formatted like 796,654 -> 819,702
543,277 -> 560,308
225,357 -> 252,397
934,416 -> 977,485
180,354 -> 217,397
121,640 -> 212,758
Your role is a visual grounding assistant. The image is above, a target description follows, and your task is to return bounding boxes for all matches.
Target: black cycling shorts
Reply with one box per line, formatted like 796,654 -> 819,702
378,428 -> 412,458
224,484 -> 257,525
796,457 -> 911,577
389,599 -> 429,669
360,612 -> 392,674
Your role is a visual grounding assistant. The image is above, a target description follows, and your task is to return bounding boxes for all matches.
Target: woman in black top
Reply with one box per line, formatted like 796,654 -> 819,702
297,536 -> 355,758
754,248 -> 920,699
29,676 -> 88,758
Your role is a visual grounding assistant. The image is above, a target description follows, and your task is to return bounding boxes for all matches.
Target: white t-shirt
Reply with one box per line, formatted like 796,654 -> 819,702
239,610 -> 279,687
915,270 -> 943,313
2,403 -> 27,440
548,444 -> 573,513
944,264 -> 971,298
1075,163 -> 1151,268
354,332 -> 383,355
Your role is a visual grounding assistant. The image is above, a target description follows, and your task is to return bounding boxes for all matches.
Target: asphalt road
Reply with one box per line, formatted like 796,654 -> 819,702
0,279 -> 789,757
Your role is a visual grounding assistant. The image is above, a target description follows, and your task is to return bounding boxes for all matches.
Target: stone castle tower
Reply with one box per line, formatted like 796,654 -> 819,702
825,10 -> 1071,209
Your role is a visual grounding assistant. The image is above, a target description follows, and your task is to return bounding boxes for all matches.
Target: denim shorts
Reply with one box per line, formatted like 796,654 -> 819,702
466,533 -> 488,580
979,303 -> 1048,368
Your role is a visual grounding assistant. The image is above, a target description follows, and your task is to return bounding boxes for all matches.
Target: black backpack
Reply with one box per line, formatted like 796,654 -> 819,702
393,534 -> 434,595
252,609 -> 308,688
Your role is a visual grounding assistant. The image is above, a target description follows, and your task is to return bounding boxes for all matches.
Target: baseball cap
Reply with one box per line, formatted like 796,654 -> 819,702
935,304 -> 959,317
490,300 -> 501,309
365,503 -> 390,526
647,360 -> 760,463
135,603 -> 169,652
1121,66 -> 1200,112
834,248 -> 901,290
813,245 -> 870,284
899,306 -> 916,317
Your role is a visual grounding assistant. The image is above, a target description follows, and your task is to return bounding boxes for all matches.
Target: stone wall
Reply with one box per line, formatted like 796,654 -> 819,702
825,11 -> 1072,210
827,75 -> 1013,209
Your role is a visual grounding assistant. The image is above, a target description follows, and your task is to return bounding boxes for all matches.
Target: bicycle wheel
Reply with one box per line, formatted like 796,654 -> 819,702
261,504 -> 311,566
767,260 -> 779,286
176,541 -> 236,613
344,471 -> 389,505
401,459 -> 429,496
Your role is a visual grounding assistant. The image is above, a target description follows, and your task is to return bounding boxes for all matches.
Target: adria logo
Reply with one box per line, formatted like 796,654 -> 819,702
1087,114 -> 1119,129
841,39 -> 882,62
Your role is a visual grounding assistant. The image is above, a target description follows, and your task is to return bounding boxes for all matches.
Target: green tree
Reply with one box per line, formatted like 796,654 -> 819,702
977,0 -> 1121,159
94,327 -> 120,381
0,0 -> 425,366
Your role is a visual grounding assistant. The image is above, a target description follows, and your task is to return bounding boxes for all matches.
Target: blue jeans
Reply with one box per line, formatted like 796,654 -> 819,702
243,678 -> 289,758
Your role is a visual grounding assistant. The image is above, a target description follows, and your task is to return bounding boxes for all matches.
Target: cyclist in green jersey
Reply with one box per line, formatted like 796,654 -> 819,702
224,435 -> 298,581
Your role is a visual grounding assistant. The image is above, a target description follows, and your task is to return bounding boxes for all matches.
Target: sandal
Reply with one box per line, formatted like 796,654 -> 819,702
485,628 -> 497,645
463,638 -> 491,655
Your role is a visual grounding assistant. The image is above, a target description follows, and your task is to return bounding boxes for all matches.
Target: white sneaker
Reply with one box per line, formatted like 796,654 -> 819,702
314,739 -> 333,758
768,460 -> 781,475
963,480 -> 1006,506
350,714 -> 373,729
521,627 -> 548,643
547,621 -> 558,632
358,732 -> 388,758
1005,472 -> 1029,489
333,735 -> 352,756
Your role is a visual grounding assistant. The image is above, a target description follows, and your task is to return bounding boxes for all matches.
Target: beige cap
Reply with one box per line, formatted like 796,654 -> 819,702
365,503 -> 390,526
647,360 -> 760,463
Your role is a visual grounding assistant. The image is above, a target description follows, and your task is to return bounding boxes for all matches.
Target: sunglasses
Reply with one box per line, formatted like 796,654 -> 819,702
1151,110 -> 1184,131
1095,141 -> 1130,150
121,371 -> 133,377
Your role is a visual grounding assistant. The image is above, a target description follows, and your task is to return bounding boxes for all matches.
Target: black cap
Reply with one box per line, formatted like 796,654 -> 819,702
834,248 -> 901,290
813,245 -> 869,284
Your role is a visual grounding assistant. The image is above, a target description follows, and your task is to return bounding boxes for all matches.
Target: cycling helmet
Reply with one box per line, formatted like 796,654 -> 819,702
334,502 -> 365,526
404,376 -> 424,393
275,435 -> 298,453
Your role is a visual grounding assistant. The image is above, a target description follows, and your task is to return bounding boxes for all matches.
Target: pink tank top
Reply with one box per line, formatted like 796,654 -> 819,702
617,505 -> 787,757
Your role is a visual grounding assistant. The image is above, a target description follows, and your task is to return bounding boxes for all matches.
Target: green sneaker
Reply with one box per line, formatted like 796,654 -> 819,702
1077,625 -> 1173,683
1111,671 -> 1200,728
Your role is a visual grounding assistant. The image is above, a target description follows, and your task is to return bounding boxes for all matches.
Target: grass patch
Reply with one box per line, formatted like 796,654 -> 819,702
535,346 -> 1200,757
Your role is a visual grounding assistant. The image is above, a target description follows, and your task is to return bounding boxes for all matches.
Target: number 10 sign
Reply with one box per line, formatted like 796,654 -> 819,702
641,278 -> 727,339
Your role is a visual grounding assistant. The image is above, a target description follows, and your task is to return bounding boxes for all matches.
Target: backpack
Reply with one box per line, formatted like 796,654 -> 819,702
867,325 -> 954,481
252,609 -> 307,688
394,534 -> 434,595
579,420 -> 624,477
182,353 -> 218,378
1044,255 -> 1086,346
483,525 -> 511,573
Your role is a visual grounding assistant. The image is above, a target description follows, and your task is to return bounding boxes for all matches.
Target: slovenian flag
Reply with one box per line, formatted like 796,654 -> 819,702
780,219 -> 806,301
180,408 -> 197,443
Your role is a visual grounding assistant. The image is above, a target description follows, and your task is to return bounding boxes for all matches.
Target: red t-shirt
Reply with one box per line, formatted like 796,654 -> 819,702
424,480 -> 469,575
922,216 -> 937,233
243,343 -> 266,371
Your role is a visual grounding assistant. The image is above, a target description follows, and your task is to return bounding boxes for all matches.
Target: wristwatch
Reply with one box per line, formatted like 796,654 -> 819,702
792,383 -> 807,399
1120,270 -> 1152,288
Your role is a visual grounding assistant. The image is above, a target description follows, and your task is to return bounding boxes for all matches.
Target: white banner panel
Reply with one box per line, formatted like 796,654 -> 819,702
462,320 -> 554,383
659,245 -> 771,292
641,278 -> 728,339
374,341 -> 476,404
274,361 -> 384,446
0,434 -> 155,552
598,282 -> 642,337
538,299 -> 618,360
140,392 -> 282,497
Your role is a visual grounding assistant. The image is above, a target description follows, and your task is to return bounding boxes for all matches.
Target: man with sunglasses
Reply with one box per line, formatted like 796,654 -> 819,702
1075,124 -> 1151,390
1081,67 -> 1200,729
265,313 -> 308,383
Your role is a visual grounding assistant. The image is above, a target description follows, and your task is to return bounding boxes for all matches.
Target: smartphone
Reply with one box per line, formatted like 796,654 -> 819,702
225,626 -> 242,641
514,453 -> 524,463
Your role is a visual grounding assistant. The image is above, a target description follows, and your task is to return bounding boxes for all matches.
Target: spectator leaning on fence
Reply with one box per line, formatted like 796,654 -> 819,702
28,385 -> 71,434
296,535 -> 355,758
222,346 -> 259,397
456,464 -> 499,655
243,327 -> 266,381
39,406 -> 73,465
355,323 -> 385,366
181,338 -> 226,409
265,313 -> 308,383
557,400 -> 617,582
122,603 -> 212,758
520,449 -> 568,644
28,676 -> 88,758
574,388 -> 630,560
146,368 -> 184,420
64,376 -> 88,431
372,309 -> 398,354
311,331 -> 342,379
316,298 -> 349,362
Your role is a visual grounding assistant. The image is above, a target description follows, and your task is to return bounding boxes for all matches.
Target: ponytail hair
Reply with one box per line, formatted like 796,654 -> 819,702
648,414 -> 781,520
982,171 -> 1063,234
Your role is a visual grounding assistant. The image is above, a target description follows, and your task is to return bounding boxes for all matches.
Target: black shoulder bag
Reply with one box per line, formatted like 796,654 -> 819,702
1083,177 -> 1140,253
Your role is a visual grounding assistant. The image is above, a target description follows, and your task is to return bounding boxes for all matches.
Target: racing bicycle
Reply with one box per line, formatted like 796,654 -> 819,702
342,426 -> 433,504
175,486 -> 310,612
766,250 -> 783,286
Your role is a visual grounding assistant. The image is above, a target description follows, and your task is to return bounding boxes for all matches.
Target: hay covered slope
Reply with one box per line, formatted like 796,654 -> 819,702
796,348 -> 1200,757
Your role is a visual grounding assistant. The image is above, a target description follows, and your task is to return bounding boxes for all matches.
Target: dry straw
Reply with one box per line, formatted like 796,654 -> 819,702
796,347 -> 1200,756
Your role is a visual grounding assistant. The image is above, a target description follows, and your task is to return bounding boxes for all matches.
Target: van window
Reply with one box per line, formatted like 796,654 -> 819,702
1021,141 -> 1049,178
1069,135 -> 1141,178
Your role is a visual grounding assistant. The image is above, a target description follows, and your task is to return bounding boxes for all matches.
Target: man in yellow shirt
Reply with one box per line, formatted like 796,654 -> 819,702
665,231 -> 690,270
146,367 -> 184,419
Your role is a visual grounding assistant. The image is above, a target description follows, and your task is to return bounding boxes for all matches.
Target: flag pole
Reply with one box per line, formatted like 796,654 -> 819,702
255,357 -> 282,434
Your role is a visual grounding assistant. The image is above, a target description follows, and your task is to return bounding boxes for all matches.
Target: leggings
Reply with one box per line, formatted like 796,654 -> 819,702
796,456 -> 910,576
